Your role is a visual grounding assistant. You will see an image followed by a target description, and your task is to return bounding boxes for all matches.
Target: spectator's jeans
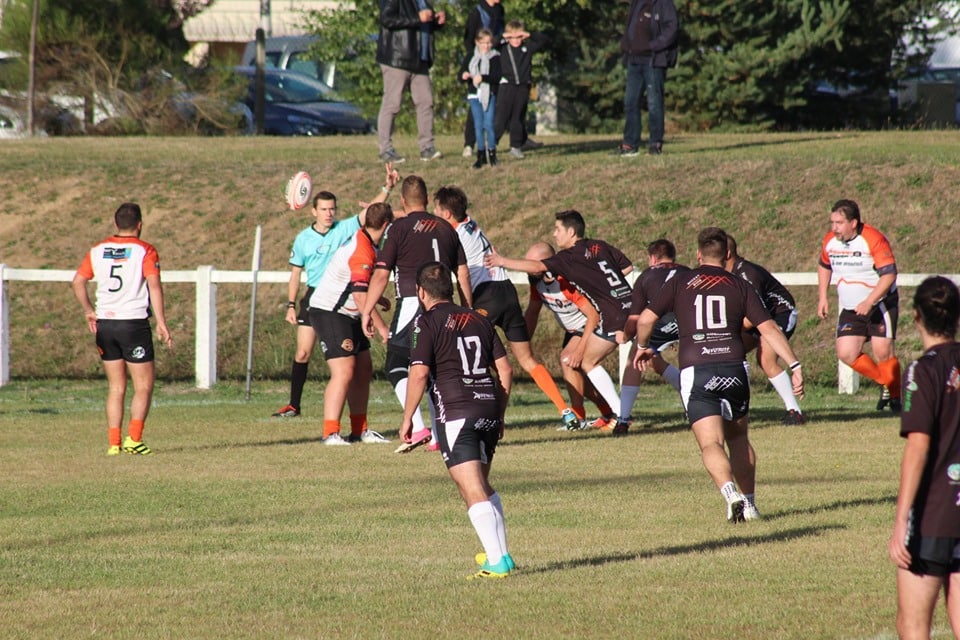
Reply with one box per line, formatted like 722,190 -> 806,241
469,96 -> 496,151
378,64 -> 434,154
622,62 -> 665,150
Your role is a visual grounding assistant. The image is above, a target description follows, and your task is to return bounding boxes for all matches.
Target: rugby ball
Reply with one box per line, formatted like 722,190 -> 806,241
284,171 -> 312,210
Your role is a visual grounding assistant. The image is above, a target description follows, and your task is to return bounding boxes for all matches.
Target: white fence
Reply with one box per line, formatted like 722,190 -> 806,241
1,264 -> 956,390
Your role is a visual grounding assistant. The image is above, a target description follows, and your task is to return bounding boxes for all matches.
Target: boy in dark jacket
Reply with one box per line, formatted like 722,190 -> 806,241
493,21 -> 548,159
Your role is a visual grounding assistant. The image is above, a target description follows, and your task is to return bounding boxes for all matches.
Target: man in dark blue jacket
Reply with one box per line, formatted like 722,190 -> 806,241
613,0 -> 679,157
376,0 -> 445,164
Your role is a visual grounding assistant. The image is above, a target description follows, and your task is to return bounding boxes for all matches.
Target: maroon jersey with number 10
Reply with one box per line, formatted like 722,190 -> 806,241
648,264 -> 771,369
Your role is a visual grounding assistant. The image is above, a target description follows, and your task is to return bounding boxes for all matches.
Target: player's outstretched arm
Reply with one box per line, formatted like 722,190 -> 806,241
756,319 -> 802,398
484,251 -> 546,276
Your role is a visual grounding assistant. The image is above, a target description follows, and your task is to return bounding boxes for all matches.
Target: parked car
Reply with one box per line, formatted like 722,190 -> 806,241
240,36 -> 336,88
234,66 -> 372,136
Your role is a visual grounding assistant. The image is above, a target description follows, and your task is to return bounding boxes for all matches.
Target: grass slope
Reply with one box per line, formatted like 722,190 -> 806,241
1,132 -> 959,381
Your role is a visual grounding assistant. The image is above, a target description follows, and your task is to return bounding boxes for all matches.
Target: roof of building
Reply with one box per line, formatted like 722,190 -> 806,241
183,0 -> 339,43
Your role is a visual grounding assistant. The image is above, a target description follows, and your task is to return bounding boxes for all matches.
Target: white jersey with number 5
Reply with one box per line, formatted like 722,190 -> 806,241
75,235 -> 160,320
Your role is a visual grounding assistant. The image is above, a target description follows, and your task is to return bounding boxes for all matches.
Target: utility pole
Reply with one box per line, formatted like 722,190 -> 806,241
27,0 -> 39,136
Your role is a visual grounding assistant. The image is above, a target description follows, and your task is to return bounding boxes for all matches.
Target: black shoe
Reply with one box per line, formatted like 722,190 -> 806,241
648,143 -> 663,155
877,386 -> 891,411
782,409 -> 806,425
488,148 -> 498,166
472,149 -> 488,169
612,420 -> 630,437
520,138 -> 543,151
610,144 -> 639,157
890,398 -> 902,414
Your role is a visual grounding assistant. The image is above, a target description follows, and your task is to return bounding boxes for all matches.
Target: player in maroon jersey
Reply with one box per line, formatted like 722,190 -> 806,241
400,262 -> 515,579
486,210 -> 632,429
360,175 -> 472,449
723,235 -> 804,425
890,276 -> 960,639
634,227 -> 803,523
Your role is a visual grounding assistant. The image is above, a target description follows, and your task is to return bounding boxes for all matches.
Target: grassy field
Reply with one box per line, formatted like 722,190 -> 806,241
0,377 -> 940,639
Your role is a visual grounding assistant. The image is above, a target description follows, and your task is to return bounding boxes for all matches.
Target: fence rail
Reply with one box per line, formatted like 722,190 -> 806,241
2,264 -> 958,390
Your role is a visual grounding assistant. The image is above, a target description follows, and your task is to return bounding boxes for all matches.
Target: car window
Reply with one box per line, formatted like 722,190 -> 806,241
287,54 -> 330,83
265,73 -> 337,103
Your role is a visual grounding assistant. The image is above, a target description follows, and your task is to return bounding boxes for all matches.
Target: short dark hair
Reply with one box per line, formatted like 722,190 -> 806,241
402,175 -> 428,207
364,202 -> 393,230
313,191 -> 336,207
725,234 -> 740,258
555,210 -> 585,239
417,261 -> 454,301
914,276 -> 960,339
434,186 -> 468,222
697,227 -> 729,261
114,203 -> 142,231
831,199 -> 861,223
647,239 -> 677,261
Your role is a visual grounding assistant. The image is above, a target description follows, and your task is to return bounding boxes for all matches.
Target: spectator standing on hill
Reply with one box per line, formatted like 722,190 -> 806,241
462,0 -> 505,158
817,198 -> 902,413
376,0 -> 445,164
889,276 -> 960,640
724,235 -> 805,425
272,164 -> 399,420
634,227 -> 804,523
72,202 -> 172,456
460,29 -> 502,168
494,21 -> 548,159
612,0 -> 679,157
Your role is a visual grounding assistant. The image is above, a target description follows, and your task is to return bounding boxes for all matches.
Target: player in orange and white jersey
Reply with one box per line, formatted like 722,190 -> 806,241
817,198 -> 901,412
307,203 -> 393,445
72,203 -> 171,456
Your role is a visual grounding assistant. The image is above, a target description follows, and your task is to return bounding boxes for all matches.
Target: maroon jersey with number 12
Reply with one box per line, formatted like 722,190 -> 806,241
410,301 -> 507,424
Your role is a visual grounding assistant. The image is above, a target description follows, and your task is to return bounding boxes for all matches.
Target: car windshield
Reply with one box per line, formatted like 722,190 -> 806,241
265,72 -> 337,104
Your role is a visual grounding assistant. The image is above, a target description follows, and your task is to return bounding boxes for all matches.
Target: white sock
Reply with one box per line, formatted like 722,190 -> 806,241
661,364 -> 681,393
394,378 -> 426,431
488,492 -> 509,554
428,395 -> 438,441
720,481 -> 740,503
619,385 -> 640,420
744,492 -> 756,508
586,366 -> 620,418
467,501 -> 503,565
768,371 -> 801,412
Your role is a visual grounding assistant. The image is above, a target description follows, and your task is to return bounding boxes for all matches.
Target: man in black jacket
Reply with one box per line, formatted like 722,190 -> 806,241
613,0 -> 678,157
376,0 -> 445,164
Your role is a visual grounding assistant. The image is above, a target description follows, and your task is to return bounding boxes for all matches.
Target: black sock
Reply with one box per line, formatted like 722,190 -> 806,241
290,361 -> 309,410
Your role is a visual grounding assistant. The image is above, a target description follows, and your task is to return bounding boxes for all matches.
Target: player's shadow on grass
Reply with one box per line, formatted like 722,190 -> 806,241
162,435 -> 327,452
524,524 -> 845,575
760,494 -> 895,522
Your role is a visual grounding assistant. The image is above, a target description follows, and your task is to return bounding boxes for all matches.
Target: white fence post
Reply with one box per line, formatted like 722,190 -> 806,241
838,361 -> 860,394
195,265 -> 217,389
0,264 -> 9,387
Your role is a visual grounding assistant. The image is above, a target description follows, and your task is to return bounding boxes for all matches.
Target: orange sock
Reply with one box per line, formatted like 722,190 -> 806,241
572,405 -> 586,420
349,413 -> 367,438
880,357 -> 902,398
108,426 -> 122,447
128,419 -> 144,442
850,353 -> 884,385
530,364 -> 568,414
323,419 -> 341,438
